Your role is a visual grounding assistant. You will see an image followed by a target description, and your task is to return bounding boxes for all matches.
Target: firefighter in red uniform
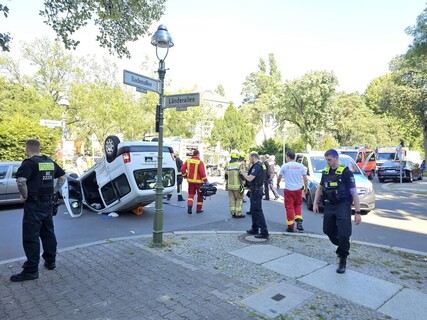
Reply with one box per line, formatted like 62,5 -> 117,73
181,149 -> 208,214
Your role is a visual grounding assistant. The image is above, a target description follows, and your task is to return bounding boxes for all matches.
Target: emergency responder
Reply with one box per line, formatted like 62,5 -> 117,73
239,152 -> 248,204
240,151 -> 269,239
225,151 -> 245,218
10,139 -> 67,282
313,149 -> 362,274
167,152 -> 185,202
277,150 -> 308,232
181,149 -> 208,214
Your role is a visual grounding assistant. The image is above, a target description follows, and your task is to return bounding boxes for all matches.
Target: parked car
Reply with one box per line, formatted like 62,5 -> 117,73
295,152 -> 375,214
377,160 -> 423,182
62,135 -> 177,218
338,147 -> 376,180
0,161 -> 22,205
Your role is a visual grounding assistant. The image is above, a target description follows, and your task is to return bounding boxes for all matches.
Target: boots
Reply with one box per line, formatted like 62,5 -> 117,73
296,219 -> 304,231
178,195 -> 185,202
336,256 -> 347,274
187,206 -> 192,214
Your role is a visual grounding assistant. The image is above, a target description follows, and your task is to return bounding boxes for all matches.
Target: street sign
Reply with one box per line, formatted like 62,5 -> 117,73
164,93 -> 200,108
176,106 -> 188,111
40,119 -> 63,128
136,87 -> 148,94
123,70 -> 159,93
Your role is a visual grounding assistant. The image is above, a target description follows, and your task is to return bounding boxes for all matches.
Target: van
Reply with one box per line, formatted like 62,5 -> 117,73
337,148 -> 376,180
62,135 -> 177,218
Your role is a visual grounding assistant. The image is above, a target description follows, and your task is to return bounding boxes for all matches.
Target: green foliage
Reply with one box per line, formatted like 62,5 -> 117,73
253,138 -> 281,156
241,53 -> 282,132
0,3 -> 10,51
330,92 -> 399,148
273,71 -> 338,146
405,6 -> 427,59
210,104 -> 255,152
39,0 -> 166,58
214,84 -> 225,97
0,114 -> 59,161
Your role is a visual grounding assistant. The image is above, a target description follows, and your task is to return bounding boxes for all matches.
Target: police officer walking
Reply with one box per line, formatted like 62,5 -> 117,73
241,151 -> 269,239
313,149 -> 362,274
10,139 -> 67,282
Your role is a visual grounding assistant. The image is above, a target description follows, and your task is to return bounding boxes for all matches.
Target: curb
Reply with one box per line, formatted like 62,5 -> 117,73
2,231 -> 426,266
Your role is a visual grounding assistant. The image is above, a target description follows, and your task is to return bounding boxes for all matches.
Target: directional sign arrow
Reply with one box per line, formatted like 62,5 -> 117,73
123,70 -> 159,93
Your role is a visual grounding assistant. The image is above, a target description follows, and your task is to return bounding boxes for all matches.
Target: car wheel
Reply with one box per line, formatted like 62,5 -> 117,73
378,177 -> 385,183
104,135 -> 120,163
407,171 -> 413,183
306,192 -> 313,211
361,210 -> 369,215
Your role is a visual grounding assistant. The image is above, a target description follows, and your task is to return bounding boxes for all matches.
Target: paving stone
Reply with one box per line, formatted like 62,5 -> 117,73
378,288 -> 427,320
299,265 -> 402,309
262,253 -> 328,278
228,244 -> 291,264
241,281 -> 314,318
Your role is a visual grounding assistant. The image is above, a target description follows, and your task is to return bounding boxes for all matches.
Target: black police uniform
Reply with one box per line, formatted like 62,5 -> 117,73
15,155 -> 65,274
320,165 -> 356,258
248,161 -> 269,236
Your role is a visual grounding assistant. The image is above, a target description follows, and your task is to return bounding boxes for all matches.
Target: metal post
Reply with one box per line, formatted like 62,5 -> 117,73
153,59 -> 166,246
62,114 -> 66,169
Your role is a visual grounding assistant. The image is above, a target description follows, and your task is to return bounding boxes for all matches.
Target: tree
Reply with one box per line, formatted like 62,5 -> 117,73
272,71 -> 338,147
330,92 -> 399,148
214,84 -> 225,97
241,53 -> 282,139
0,114 -> 59,161
1,1 -> 166,57
210,104 -> 255,152
0,3 -> 10,52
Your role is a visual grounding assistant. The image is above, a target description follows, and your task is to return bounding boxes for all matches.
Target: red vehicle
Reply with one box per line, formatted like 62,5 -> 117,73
338,148 -> 377,180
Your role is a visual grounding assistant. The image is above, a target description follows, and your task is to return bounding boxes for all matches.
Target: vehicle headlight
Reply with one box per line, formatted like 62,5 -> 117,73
365,184 -> 373,194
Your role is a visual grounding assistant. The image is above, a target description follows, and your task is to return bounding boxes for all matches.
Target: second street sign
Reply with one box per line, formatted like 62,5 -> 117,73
164,93 -> 200,108
123,70 -> 159,93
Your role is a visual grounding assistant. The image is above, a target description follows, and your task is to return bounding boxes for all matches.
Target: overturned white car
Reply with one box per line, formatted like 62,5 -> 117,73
62,135 -> 177,217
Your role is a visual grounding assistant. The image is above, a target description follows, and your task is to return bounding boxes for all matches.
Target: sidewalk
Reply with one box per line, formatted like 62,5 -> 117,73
380,179 -> 427,196
1,232 -> 427,320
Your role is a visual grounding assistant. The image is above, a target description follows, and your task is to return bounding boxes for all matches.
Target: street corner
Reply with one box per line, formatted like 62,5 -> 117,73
380,180 -> 427,195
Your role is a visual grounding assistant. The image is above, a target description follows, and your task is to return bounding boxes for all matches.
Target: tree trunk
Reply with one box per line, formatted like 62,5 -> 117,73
423,116 -> 427,164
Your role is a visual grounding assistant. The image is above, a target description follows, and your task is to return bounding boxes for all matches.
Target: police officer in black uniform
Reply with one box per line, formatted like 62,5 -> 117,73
241,151 -> 269,239
313,149 -> 362,274
167,152 -> 185,202
10,139 -> 67,282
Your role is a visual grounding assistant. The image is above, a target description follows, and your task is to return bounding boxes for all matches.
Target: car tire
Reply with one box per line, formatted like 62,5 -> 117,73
361,210 -> 369,215
306,192 -> 313,211
407,171 -> 413,183
104,135 -> 120,163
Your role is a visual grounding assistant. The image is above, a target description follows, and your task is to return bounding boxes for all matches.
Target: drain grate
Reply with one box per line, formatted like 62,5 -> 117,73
271,293 -> 286,301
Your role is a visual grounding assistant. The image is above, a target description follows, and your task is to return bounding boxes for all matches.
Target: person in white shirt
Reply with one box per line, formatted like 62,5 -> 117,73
277,150 -> 308,232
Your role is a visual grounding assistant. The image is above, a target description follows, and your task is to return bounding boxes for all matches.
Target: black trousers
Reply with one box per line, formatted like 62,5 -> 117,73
22,200 -> 57,273
250,188 -> 269,235
323,201 -> 352,257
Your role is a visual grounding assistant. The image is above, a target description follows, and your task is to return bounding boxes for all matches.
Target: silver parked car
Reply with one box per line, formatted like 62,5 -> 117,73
0,161 -> 22,205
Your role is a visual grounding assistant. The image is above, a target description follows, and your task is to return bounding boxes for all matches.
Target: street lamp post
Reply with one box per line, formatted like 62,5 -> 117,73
151,25 -> 174,246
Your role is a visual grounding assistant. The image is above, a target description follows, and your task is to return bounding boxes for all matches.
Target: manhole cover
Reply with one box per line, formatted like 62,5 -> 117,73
271,294 -> 286,301
237,233 -> 272,244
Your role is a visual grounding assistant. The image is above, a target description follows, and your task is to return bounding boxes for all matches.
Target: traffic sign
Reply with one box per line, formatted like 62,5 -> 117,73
176,106 -> 188,111
136,87 -> 148,94
164,93 -> 200,108
123,70 -> 159,93
40,119 -> 63,128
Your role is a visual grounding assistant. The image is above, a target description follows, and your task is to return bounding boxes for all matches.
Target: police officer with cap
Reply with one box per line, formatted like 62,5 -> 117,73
241,151 -> 269,239
313,149 -> 362,274
167,152 -> 185,202
10,139 -> 67,282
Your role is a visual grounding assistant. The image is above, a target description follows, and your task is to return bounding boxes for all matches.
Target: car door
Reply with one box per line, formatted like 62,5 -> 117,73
62,176 -> 83,218
0,165 -> 9,202
6,164 -> 21,202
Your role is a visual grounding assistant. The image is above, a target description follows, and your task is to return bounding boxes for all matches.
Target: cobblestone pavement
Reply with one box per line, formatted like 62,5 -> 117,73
1,232 -> 426,320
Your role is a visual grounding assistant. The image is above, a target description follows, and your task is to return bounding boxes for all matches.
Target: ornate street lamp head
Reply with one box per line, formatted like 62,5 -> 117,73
151,24 -> 174,61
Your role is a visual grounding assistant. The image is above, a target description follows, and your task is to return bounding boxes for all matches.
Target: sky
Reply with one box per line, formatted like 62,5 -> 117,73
1,0 -> 426,105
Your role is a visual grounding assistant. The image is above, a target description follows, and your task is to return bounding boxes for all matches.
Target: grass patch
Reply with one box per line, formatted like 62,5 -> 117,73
390,270 -> 400,275
400,275 -> 423,281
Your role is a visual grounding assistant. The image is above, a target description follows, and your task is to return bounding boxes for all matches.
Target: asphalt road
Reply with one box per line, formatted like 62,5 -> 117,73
1,177 -> 426,262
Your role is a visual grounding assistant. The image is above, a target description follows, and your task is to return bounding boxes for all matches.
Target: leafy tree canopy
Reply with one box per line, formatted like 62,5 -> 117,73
1,0 -> 166,58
